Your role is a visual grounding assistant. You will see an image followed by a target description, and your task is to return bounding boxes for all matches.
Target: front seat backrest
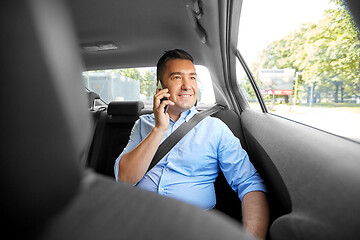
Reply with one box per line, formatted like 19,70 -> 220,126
1,1 -> 253,240
0,0 -> 91,234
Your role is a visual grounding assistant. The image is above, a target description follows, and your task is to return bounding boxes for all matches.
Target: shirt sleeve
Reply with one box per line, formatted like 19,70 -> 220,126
216,119 -> 267,201
114,118 -> 142,181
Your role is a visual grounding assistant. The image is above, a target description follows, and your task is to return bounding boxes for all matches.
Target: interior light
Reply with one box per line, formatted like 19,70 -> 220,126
81,41 -> 118,52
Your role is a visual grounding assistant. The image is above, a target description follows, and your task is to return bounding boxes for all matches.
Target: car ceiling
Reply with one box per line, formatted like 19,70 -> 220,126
67,0 -> 227,71
68,0 -> 360,70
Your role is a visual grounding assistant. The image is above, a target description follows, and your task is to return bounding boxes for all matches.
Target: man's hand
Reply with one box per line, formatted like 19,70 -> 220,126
153,88 -> 174,131
117,89 -> 174,184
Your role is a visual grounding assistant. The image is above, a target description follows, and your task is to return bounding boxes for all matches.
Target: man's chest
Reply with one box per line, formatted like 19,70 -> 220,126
163,128 -> 220,176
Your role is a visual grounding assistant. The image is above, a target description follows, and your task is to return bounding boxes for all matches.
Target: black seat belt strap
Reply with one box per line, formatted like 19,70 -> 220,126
146,104 -> 224,173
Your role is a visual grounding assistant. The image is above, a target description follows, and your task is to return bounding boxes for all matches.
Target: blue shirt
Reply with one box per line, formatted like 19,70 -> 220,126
114,107 -> 266,209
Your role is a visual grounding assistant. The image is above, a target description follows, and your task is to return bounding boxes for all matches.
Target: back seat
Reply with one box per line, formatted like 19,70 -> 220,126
87,101 -> 144,177
87,102 -> 245,222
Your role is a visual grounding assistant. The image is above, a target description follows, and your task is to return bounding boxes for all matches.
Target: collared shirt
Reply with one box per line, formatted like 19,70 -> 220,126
114,106 -> 266,209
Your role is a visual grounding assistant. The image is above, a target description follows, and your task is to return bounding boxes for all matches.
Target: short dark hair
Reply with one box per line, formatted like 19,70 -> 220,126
156,49 -> 194,82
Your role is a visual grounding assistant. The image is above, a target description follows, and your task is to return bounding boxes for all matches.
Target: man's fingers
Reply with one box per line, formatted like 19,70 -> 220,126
154,88 -> 169,99
156,100 -> 173,113
154,89 -> 170,109
160,99 -> 174,108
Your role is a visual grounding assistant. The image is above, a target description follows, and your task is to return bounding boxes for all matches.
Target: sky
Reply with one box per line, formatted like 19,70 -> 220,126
238,0 -> 334,66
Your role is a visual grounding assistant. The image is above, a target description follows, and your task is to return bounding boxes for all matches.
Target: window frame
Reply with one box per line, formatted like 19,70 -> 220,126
235,50 -> 268,113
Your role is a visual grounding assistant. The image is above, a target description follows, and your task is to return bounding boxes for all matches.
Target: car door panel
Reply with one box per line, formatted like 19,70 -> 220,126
240,108 -> 360,239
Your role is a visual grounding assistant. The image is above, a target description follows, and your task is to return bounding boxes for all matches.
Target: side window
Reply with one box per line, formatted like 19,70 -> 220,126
82,65 -> 215,108
195,65 -> 216,105
237,0 -> 360,142
235,58 -> 262,111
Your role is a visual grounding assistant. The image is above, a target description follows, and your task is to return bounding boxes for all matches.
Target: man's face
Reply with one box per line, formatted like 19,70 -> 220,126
161,59 -> 198,115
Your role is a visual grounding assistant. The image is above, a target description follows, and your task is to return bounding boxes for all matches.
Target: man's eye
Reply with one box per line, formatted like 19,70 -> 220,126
173,76 -> 181,80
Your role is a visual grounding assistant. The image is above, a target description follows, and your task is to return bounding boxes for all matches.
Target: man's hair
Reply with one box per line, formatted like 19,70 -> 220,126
156,49 -> 194,82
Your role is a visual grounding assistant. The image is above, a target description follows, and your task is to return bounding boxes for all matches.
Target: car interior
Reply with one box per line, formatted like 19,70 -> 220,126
2,0 -> 360,239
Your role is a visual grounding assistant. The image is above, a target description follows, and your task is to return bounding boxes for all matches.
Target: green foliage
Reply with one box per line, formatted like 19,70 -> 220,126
112,68 -> 156,97
254,0 -> 360,103
141,70 -> 156,97
116,68 -> 142,81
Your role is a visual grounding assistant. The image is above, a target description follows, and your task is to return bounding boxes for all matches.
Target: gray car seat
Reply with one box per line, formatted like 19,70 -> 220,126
0,1 -> 253,239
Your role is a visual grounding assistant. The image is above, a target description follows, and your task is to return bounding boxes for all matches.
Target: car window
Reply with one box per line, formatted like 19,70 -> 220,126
236,57 -> 262,111
82,65 -> 215,108
237,0 -> 360,142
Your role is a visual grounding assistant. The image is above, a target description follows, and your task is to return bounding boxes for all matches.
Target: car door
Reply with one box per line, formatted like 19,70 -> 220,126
224,0 -> 360,239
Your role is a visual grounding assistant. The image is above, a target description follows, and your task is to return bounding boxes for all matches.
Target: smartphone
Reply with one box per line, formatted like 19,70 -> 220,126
157,81 -> 169,113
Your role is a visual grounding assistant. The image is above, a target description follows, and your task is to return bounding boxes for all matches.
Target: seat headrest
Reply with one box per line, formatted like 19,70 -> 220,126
108,101 -> 145,116
1,0 -> 91,233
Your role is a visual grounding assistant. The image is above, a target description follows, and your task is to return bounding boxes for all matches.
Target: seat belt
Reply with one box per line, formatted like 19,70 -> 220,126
146,104 -> 224,173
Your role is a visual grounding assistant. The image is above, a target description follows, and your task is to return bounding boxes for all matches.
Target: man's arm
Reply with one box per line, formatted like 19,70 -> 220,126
215,120 -> 269,238
117,88 -> 174,184
118,127 -> 166,184
242,191 -> 270,240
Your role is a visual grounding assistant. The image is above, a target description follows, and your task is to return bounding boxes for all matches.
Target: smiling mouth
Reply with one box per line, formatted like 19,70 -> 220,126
179,94 -> 192,98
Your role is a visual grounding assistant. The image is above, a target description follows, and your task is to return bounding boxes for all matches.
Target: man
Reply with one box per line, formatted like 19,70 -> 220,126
114,49 -> 269,239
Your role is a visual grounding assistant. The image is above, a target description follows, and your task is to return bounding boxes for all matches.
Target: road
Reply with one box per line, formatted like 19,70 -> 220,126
268,105 -> 360,142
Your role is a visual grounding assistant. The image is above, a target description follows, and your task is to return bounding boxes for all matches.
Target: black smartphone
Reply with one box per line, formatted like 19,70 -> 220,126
157,81 -> 169,113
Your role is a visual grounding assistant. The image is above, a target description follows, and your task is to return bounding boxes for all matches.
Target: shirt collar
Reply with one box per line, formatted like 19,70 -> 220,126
183,106 -> 198,122
162,106 -> 198,123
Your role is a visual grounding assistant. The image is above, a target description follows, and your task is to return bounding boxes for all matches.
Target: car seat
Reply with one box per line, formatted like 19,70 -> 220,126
0,1 -> 252,239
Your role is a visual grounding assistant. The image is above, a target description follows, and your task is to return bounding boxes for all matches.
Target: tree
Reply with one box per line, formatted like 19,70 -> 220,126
141,70 -> 156,97
114,68 -> 142,81
254,0 -> 360,104
114,68 -> 156,98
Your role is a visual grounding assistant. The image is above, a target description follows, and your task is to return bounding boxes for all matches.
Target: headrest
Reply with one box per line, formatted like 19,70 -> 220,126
1,0 -> 91,233
108,101 -> 145,116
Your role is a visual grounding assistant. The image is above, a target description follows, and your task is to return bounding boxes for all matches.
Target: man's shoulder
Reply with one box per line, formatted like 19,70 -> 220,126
193,115 -> 230,135
139,112 -> 155,121
135,113 -> 156,127
203,115 -> 227,127
204,115 -> 236,136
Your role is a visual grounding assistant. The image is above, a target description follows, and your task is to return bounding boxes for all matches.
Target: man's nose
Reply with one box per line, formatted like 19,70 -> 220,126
181,77 -> 192,90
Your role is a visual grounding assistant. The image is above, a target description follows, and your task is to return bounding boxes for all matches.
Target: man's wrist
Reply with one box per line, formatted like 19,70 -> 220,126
152,126 -> 167,135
